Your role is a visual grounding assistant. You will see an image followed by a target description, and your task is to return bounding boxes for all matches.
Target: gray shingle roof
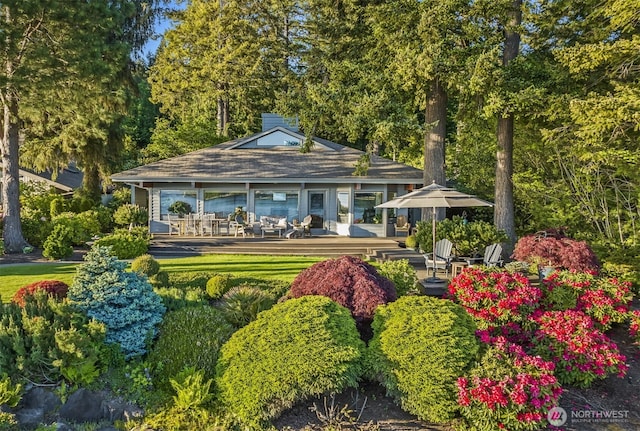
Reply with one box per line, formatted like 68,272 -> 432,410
112,130 -> 423,184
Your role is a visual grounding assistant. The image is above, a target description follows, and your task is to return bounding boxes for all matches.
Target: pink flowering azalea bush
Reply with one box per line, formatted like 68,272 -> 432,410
447,267 -> 541,330
512,229 -> 599,272
630,310 -> 640,345
530,310 -> 628,387
541,271 -> 633,330
458,333 -> 562,431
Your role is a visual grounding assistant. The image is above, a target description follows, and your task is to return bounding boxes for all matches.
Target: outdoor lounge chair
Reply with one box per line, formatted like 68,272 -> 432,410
466,243 -> 504,267
423,238 -> 454,277
394,215 -> 411,237
232,214 -> 252,237
300,215 -> 313,237
167,214 -> 180,235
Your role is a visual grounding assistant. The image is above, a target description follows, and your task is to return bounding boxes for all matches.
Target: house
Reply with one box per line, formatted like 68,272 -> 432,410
111,116 -> 424,237
18,165 -> 84,195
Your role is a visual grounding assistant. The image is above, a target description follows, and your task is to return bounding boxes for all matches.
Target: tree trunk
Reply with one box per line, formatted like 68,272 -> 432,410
494,0 -> 521,251
81,163 -> 102,202
424,78 -> 447,220
2,94 -> 29,253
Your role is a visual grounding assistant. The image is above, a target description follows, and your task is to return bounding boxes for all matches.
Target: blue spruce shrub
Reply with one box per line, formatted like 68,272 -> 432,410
68,245 -> 166,358
216,296 -> 365,429
367,296 -> 480,423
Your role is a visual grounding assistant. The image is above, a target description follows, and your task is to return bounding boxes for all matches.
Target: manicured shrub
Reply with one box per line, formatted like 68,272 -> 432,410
541,271 -> 633,329
447,267 -> 541,330
217,285 -> 275,328
150,270 -> 170,288
149,305 -> 234,391
216,296 -> 365,428
289,255 -> 396,324
131,254 -> 161,277
404,234 -> 418,249
512,229 -> 599,272
377,259 -> 420,297
94,228 -> 149,259
458,334 -> 562,431
12,280 -> 69,307
68,245 -> 166,358
52,211 -> 101,246
530,310 -> 628,388
367,296 -> 480,423
42,224 -> 74,260
206,274 -> 233,299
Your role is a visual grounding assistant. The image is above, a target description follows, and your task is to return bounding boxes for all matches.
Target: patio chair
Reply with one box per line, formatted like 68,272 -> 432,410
466,243 -> 504,267
300,215 -> 313,237
184,213 -> 199,236
423,238 -> 454,277
167,214 -> 180,235
232,214 -> 252,237
394,215 -> 411,237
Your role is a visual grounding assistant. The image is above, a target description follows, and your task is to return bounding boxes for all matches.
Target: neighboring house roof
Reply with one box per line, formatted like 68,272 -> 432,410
19,165 -> 84,193
112,127 -> 423,185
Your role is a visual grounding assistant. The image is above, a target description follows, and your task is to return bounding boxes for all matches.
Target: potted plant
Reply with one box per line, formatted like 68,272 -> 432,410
168,201 -> 192,217
512,229 -> 599,278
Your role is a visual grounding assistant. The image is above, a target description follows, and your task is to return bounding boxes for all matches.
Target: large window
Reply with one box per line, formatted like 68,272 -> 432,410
354,192 -> 383,224
203,191 -> 247,218
337,192 -> 350,223
161,190 -> 197,217
255,191 -> 299,220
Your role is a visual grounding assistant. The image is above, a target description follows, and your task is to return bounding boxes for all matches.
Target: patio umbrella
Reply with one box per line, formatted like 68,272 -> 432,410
376,182 -> 493,283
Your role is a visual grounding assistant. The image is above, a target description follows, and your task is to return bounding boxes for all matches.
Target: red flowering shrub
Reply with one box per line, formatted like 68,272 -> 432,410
289,256 -> 396,323
530,310 -> 628,387
458,334 -> 562,431
630,310 -> 640,345
12,280 -> 69,307
512,229 -> 599,272
541,271 -> 632,329
447,267 -> 541,330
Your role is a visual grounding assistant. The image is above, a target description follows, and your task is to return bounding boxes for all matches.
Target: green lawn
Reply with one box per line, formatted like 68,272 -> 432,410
0,254 -> 327,302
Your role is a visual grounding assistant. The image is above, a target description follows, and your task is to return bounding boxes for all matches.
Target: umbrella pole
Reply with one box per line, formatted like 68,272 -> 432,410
432,206 -> 437,280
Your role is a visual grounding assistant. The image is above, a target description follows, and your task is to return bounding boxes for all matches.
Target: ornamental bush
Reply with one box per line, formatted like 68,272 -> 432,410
447,267 -> 541,330
217,285 -> 275,329
458,334 -> 562,431
414,216 -> 508,256
131,254 -> 161,277
377,259 -> 420,297
154,286 -> 208,312
94,228 -> 149,259
113,203 -> 149,230
630,310 -> 640,345
530,310 -> 628,388
289,255 -> 396,324
149,305 -> 234,391
68,245 -> 166,359
366,296 -> 479,423
206,274 -> 233,299
541,271 -> 633,329
42,224 -> 74,260
51,211 -> 101,246
512,229 -> 599,272
12,280 -> 69,307
216,296 -> 365,429
0,291 -> 108,385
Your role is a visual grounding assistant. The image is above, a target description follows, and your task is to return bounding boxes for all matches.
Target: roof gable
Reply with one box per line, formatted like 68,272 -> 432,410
228,127 -> 334,150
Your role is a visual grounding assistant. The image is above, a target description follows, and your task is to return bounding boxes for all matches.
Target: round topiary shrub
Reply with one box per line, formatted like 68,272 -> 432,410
206,274 -> 233,299
217,285 -> 275,329
12,280 -> 69,307
131,254 -> 160,277
289,256 -> 396,325
216,296 -> 366,429
148,305 -> 234,391
68,246 -> 166,359
367,296 -> 480,423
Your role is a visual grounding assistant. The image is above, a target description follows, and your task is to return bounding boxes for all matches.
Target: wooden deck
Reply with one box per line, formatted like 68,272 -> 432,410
149,234 -> 448,296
